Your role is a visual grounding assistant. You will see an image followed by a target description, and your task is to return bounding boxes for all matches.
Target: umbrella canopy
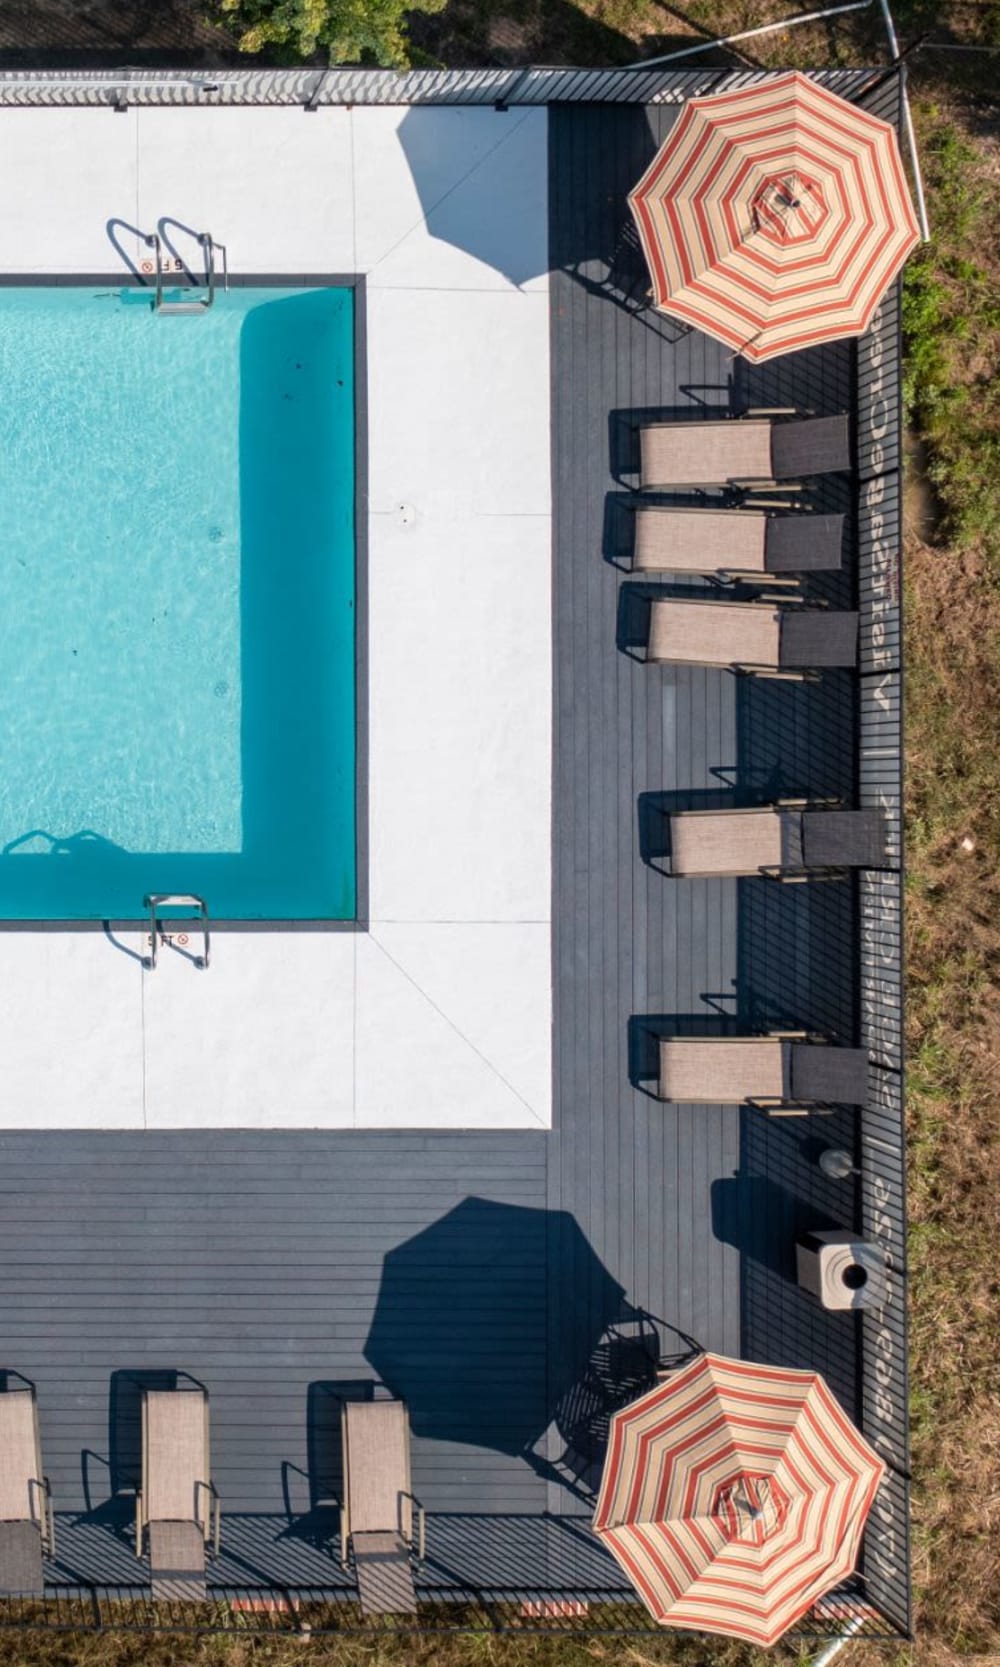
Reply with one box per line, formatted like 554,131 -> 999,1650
629,72 -> 919,362
592,1352 -> 886,1645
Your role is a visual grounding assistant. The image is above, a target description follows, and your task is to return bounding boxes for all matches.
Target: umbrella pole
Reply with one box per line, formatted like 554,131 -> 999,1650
624,2 -> 873,70
875,0 -> 931,240
809,1613 -> 868,1667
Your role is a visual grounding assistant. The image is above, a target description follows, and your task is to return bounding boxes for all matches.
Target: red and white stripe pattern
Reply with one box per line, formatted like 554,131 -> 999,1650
628,72 -> 920,362
592,1352 -> 886,1645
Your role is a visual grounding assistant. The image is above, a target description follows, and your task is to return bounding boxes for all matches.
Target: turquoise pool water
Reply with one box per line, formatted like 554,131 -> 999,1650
0,286 -> 356,920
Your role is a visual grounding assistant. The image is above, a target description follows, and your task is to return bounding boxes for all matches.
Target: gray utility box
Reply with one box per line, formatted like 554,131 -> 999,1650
796,1229 -> 887,1311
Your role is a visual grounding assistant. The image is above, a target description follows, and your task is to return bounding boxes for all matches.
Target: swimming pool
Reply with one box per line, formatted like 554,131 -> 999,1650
0,285 -> 357,921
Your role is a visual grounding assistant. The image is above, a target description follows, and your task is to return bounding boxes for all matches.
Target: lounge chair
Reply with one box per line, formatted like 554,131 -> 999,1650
136,1384 -> 219,1601
341,1398 -> 424,1616
632,507 -> 843,580
0,1376 -> 53,1596
662,805 -> 889,879
639,413 -> 849,489
644,598 -> 858,676
656,1037 -> 868,1114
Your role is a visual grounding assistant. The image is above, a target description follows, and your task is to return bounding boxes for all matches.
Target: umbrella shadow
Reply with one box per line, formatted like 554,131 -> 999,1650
361,1200 -> 703,1513
364,1198 -> 606,1456
363,1197 -> 698,1493
394,106 -> 549,287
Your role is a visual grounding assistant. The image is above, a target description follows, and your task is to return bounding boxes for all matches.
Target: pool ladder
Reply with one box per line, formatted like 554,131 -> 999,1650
145,231 -> 228,314
145,894 -> 211,971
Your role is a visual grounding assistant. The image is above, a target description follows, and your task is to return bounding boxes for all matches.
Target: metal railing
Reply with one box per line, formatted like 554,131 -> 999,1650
0,63 -> 890,109
0,1583 -> 901,1639
144,895 -> 211,970
142,230 -> 228,312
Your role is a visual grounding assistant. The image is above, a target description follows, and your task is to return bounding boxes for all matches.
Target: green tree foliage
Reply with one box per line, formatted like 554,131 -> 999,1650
218,0 -> 445,67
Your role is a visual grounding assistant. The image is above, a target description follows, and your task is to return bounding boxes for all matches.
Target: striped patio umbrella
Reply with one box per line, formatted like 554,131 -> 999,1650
628,72 -> 920,361
592,1352 -> 885,1645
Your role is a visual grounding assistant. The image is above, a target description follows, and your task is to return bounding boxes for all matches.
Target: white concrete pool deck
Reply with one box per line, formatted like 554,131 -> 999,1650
0,106 -> 552,1130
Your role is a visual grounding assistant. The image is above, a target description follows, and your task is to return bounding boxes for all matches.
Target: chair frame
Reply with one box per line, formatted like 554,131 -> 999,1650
658,796 -> 859,882
339,1397 -> 425,1572
629,503 -> 842,589
655,1030 -> 842,1117
642,594 -> 832,682
0,1375 -> 54,1558
135,1384 -> 220,1563
637,404 -> 849,492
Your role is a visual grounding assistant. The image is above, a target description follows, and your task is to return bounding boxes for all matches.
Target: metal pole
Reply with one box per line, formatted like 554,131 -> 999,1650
875,0 -> 930,241
808,1612 -> 867,1667
304,67 -> 331,111
625,0 -> 873,70
494,66 -> 534,111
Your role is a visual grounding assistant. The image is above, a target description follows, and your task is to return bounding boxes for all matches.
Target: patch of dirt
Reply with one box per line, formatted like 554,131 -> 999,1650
904,430 -> 945,545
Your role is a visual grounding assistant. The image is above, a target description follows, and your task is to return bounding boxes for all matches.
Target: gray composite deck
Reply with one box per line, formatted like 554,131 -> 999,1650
0,102 -> 881,1605
545,103 -> 863,1523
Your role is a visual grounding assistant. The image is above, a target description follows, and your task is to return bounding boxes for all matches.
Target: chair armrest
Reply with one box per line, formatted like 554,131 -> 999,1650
747,1094 -> 821,1117
42,1477 -> 54,1558
739,406 -> 805,417
712,569 -> 799,589
740,492 -> 806,509
135,1489 -> 143,1559
196,1480 -> 222,1557
401,1492 -> 426,1562
730,477 -> 807,494
734,664 -> 821,683
758,866 -> 821,884
28,1477 -> 55,1556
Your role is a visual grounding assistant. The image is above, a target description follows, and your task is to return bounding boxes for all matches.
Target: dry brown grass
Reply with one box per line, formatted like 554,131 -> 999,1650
903,536 -> 1000,1656
0,1626 -> 784,1667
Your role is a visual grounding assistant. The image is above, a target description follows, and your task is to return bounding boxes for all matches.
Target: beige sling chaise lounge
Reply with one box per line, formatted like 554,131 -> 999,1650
0,1376 -> 53,1596
664,805 -> 889,879
341,1398 -> 425,1617
640,413 -> 850,489
632,507 -> 844,580
645,598 -> 858,676
137,1384 -> 220,1601
656,1037 -> 868,1114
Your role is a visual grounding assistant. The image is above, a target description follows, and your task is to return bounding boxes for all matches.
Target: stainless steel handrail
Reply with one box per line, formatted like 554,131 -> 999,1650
144,894 -> 210,970
148,230 -> 226,312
